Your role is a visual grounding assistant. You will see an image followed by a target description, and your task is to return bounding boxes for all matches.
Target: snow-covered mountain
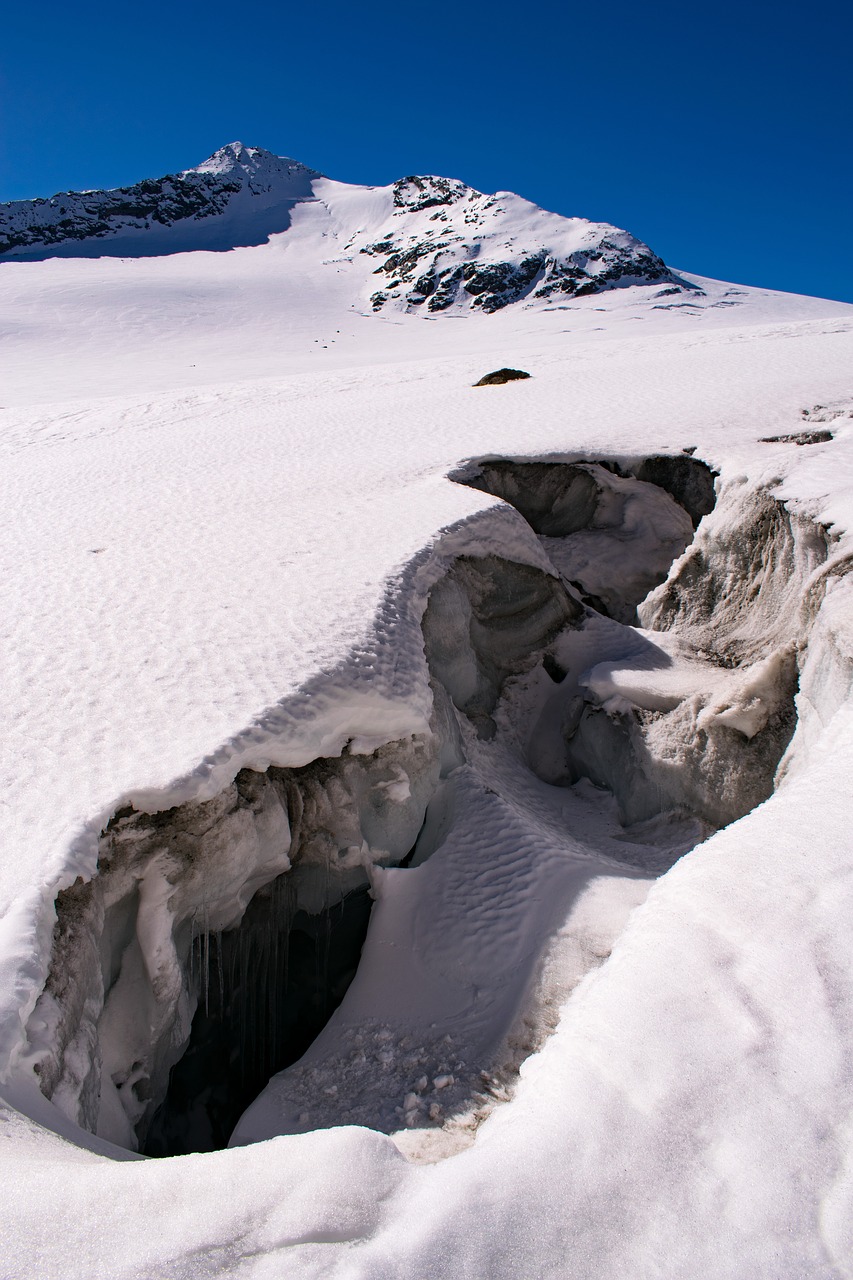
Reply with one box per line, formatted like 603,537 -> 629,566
0,143 -> 319,256
2,143 -> 853,1280
0,142 -> 681,313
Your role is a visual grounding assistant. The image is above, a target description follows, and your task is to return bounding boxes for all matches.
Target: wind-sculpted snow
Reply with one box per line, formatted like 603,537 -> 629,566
23,541 -> 592,1156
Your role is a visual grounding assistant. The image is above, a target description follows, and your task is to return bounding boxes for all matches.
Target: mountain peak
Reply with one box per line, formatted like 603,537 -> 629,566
188,142 -> 322,183
192,141 -> 260,173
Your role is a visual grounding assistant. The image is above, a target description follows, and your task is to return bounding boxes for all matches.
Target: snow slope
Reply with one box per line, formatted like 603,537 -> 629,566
1,146 -> 853,1277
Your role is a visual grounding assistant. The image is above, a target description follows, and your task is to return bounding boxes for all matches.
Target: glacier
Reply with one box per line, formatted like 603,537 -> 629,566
1,144 -> 853,1278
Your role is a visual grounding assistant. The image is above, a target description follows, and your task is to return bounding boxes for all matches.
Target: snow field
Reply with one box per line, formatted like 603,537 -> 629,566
1,191 -> 853,1275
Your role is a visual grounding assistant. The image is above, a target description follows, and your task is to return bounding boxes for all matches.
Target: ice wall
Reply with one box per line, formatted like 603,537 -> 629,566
545,482 -> 834,827
21,539 -> 583,1153
24,739 -> 439,1151
459,457 -> 709,621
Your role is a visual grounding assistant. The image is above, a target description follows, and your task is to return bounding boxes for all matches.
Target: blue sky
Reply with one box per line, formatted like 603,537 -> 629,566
1,0 -> 850,301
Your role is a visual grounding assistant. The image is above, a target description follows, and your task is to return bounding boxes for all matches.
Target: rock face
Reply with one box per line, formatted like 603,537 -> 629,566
0,143 -> 688,311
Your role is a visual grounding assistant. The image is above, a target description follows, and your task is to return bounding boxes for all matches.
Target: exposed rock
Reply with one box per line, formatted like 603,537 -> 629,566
760,430 -> 833,446
474,369 -> 531,386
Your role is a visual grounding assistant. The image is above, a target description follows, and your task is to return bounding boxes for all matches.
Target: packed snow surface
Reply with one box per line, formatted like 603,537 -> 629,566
2,145 -> 853,1278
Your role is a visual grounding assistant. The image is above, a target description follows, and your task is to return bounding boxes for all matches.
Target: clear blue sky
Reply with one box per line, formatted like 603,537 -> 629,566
1,0 -> 851,301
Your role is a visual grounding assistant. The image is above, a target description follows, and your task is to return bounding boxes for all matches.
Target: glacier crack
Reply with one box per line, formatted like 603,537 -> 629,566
21,452 -> 846,1161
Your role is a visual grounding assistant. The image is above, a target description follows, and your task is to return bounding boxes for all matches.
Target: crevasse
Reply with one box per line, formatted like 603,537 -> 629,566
20,452 -> 852,1159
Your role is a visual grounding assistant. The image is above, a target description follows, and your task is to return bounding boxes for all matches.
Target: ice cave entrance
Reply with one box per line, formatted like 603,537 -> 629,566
144,881 -> 374,1155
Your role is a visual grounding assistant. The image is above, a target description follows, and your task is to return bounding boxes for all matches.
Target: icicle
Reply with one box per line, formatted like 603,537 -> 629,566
149,858 -> 374,1155
269,898 -> 278,1077
202,905 -> 210,1016
216,930 -> 223,1012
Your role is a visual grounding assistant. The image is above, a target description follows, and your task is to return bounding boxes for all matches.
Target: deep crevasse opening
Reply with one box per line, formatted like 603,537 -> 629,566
20,451 -> 849,1160
144,880 -> 375,1155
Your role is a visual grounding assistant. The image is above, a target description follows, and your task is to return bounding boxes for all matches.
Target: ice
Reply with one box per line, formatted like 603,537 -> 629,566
462,459 -> 699,621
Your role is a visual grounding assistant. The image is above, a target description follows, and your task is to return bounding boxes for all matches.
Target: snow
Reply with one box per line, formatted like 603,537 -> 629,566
2,146 -> 853,1276
583,633 -> 793,737
188,142 -> 319,181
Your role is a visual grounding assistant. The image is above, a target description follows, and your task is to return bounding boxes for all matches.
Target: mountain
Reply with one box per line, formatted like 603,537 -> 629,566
0,141 -> 684,314
0,143 -> 320,259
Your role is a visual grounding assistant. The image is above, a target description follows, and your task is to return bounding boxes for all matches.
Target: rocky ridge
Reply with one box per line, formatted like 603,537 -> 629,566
361,173 -> 680,313
0,144 -> 320,259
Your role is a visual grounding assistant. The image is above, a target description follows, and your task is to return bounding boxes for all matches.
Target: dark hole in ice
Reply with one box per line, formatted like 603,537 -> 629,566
542,652 -> 568,683
143,882 -> 373,1156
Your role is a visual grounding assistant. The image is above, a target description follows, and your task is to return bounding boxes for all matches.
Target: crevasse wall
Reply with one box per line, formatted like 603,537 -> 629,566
21,546 -> 581,1153
17,457 -> 853,1160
